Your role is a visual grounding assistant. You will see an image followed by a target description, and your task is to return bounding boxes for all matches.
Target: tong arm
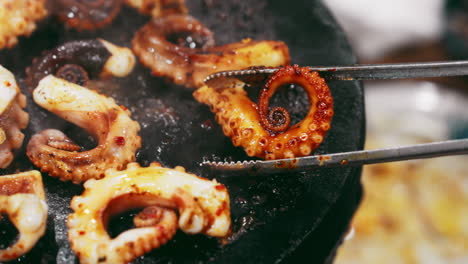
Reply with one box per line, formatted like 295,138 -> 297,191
202,138 -> 468,175
203,61 -> 468,89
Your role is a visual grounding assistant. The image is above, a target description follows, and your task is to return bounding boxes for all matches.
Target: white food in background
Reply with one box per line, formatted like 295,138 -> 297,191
324,0 -> 444,60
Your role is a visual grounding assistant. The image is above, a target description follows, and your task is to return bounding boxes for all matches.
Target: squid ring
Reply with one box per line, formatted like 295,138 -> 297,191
193,65 -> 334,160
132,14 -> 290,88
0,65 -> 29,168
68,162 -> 231,264
26,76 -> 141,184
25,39 -> 135,88
0,171 -> 48,261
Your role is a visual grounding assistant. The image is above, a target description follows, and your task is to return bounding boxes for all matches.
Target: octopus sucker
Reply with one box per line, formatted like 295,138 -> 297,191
68,162 -> 231,264
26,76 -> 141,184
193,65 -> 334,160
52,0 -> 124,31
0,0 -> 47,49
25,39 -> 135,88
132,14 -> 290,89
0,170 -> 48,261
0,65 -> 29,168
125,0 -> 188,17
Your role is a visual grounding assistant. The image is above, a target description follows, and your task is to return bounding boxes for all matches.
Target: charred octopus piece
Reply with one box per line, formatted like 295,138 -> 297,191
68,162 -> 231,264
0,0 -> 47,49
132,14 -> 290,89
0,66 -> 29,168
53,0 -> 188,30
52,0 -> 123,31
26,76 -> 141,184
125,0 -> 187,17
25,39 -> 135,88
0,171 -> 48,262
194,65 -> 334,160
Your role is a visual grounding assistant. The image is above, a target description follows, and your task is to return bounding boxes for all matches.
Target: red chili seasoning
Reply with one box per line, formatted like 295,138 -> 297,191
114,136 -> 126,146
215,184 -> 225,191
216,208 -> 223,216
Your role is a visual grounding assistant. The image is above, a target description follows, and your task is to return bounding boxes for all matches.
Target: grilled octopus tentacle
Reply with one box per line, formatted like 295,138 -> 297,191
0,171 -> 48,262
193,65 -> 334,160
132,14 -> 290,89
52,0 -> 123,31
68,162 -> 231,264
0,0 -> 47,49
25,39 -> 135,88
0,66 -> 29,168
125,0 -> 188,17
26,76 -> 141,184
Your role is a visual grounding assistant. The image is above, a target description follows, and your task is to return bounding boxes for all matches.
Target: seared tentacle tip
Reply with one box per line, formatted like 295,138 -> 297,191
194,65 -> 334,160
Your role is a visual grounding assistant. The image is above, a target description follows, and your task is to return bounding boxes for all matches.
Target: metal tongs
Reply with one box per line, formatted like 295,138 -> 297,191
201,61 -> 468,174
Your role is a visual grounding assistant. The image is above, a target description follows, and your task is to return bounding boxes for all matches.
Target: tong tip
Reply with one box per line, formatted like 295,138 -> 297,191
200,160 -> 257,171
203,67 -> 279,89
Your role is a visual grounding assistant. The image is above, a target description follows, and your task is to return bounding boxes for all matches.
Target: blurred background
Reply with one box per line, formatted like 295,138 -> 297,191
322,0 -> 468,263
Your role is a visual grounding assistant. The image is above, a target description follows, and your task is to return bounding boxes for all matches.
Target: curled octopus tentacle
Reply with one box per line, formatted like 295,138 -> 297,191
52,0 -> 187,31
194,65 -> 334,160
125,0 -> 188,17
51,0 -> 123,31
25,39 -> 135,88
132,14 -> 290,89
0,171 -> 48,261
68,162 -> 231,264
0,0 -> 48,49
0,66 -> 29,168
26,76 -> 141,184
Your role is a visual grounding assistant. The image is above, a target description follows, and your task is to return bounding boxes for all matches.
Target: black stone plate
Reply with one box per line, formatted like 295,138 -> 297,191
0,0 -> 365,263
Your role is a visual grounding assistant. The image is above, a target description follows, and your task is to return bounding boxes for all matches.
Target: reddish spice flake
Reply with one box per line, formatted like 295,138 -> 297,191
4,81 -> 11,87
216,208 -> 223,216
119,105 -> 128,111
79,230 -> 86,235
114,136 -> 125,146
215,184 -> 225,191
